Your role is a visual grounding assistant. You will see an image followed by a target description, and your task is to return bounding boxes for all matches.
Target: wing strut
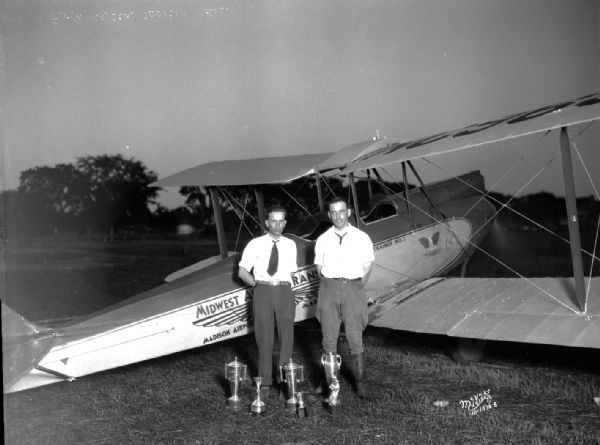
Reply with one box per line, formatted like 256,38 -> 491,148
406,161 -> 447,220
209,187 -> 228,259
255,186 -> 266,233
349,173 -> 363,229
559,127 -> 586,312
401,163 -> 415,229
366,170 -> 374,201
315,172 -> 324,212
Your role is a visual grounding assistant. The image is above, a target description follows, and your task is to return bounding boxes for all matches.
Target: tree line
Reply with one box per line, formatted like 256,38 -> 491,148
0,154 -> 345,238
1,154 -> 597,239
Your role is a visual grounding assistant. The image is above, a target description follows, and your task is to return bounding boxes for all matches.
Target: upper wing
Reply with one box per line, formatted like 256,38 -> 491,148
152,93 -> 600,186
369,277 -> 600,348
316,93 -> 600,173
152,153 -> 332,187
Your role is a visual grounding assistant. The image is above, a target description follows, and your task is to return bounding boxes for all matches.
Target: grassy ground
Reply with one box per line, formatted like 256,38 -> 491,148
2,232 -> 600,444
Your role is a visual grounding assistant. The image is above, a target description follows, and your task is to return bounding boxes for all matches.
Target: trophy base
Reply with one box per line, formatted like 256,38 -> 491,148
226,398 -> 243,411
285,399 -> 297,411
327,403 -> 342,417
250,404 -> 266,416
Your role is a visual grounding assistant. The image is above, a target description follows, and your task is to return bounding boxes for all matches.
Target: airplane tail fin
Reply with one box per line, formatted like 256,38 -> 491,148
2,302 -> 56,392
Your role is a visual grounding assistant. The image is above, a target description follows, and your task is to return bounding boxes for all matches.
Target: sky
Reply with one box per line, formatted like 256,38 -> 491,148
2,0 -> 599,208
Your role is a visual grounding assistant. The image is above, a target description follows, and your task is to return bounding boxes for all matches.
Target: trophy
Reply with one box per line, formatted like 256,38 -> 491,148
250,377 -> 266,415
321,352 -> 342,416
296,392 -> 307,418
224,357 -> 247,410
279,358 -> 304,411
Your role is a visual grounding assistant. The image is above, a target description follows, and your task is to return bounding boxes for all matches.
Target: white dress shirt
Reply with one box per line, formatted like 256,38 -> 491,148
314,225 -> 374,279
239,234 -> 298,283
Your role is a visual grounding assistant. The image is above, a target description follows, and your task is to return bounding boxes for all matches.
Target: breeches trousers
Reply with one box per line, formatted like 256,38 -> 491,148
316,277 -> 368,355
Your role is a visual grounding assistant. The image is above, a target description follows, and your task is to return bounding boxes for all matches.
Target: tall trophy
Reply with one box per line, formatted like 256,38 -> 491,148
224,357 -> 247,410
279,358 -> 304,411
250,377 -> 266,415
321,352 -> 342,416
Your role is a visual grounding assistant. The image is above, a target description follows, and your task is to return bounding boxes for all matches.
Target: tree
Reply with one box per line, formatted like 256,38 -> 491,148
16,155 -> 160,234
75,154 -> 160,232
18,164 -> 88,233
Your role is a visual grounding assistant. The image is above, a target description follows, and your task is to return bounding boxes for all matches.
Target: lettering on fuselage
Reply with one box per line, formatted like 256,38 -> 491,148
374,240 -> 392,251
291,266 -> 320,307
292,267 -> 320,287
196,294 -> 241,318
374,235 -> 405,252
233,323 -> 247,333
193,290 -> 250,328
203,329 -> 231,344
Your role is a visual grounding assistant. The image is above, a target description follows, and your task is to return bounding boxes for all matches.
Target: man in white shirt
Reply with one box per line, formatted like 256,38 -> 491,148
238,206 -> 298,399
314,197 -> 374,398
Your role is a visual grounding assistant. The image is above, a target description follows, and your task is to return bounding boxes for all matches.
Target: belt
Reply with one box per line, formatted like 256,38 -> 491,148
329,277 -> 362,283
256,280 -> 291,286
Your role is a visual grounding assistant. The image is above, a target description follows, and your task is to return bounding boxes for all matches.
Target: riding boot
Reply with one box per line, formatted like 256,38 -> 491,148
352,352 -> 367,399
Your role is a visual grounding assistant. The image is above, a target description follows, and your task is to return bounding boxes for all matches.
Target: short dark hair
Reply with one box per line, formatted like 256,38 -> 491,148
267,205 -> 287,218
327,196 -> 348,209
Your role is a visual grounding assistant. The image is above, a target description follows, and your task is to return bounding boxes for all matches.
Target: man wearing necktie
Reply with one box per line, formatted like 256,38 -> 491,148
314,197 -> 374,399
238,206 -> 298,399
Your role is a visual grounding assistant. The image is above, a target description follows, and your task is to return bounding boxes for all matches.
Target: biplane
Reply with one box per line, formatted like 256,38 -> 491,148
3,92 -> 599,394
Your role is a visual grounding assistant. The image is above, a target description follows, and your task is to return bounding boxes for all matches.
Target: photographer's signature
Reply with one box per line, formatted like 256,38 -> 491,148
459,389 -> 498,415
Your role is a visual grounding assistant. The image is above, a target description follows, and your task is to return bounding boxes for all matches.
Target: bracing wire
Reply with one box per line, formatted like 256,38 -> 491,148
421,156 -> 599,262
571,137 -> 600,308
424,148 -> 561,242
279,185 -> 311,217
572,139 -> 600,199
220,189 -> 257,238
369,168 -> 581,314
234,191 -> 250,251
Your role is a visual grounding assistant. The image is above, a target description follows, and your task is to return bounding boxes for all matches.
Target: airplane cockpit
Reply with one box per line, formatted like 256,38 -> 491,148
362,194 -> 398,224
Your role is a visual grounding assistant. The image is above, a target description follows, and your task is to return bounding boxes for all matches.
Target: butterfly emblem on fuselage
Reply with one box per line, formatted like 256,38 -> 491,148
418,231 -> 441,254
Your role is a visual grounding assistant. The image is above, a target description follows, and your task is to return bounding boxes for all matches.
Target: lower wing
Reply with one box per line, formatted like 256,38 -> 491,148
368,277 -> 600,348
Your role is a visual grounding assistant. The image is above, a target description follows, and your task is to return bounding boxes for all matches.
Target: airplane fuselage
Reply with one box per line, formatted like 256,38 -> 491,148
5,172 -> 494,393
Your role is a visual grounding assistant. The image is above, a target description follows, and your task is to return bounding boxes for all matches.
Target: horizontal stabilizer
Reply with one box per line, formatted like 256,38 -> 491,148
2,302 -> 56,391
369,277 -> 600,349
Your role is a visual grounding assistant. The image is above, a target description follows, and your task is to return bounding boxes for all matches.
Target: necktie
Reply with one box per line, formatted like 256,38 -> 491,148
267,240 -> 279,276
335,233 -> 347,245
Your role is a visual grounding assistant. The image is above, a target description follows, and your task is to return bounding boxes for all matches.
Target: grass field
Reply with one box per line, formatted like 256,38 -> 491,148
2,232 -> 600,444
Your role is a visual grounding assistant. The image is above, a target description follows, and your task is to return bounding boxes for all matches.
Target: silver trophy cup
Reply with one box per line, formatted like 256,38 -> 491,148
321,352 -> 342,416
279,358 -> 304,410
224,357 -> 247,410
296,392 -> 307,418
250,377 -> 266,415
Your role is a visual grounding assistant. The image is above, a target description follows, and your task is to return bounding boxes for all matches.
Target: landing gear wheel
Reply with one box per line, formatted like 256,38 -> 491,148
449,337 -> 486,363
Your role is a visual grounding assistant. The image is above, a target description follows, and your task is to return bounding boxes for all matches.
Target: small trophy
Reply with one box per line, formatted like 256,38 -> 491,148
279,358 -> 304,411
250,377 -> 266,415
321,352 -> 342,416
296,392 -> 307,418
224,357 -> 247,410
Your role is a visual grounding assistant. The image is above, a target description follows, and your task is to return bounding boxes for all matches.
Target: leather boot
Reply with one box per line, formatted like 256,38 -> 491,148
352,352 -> 368,399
